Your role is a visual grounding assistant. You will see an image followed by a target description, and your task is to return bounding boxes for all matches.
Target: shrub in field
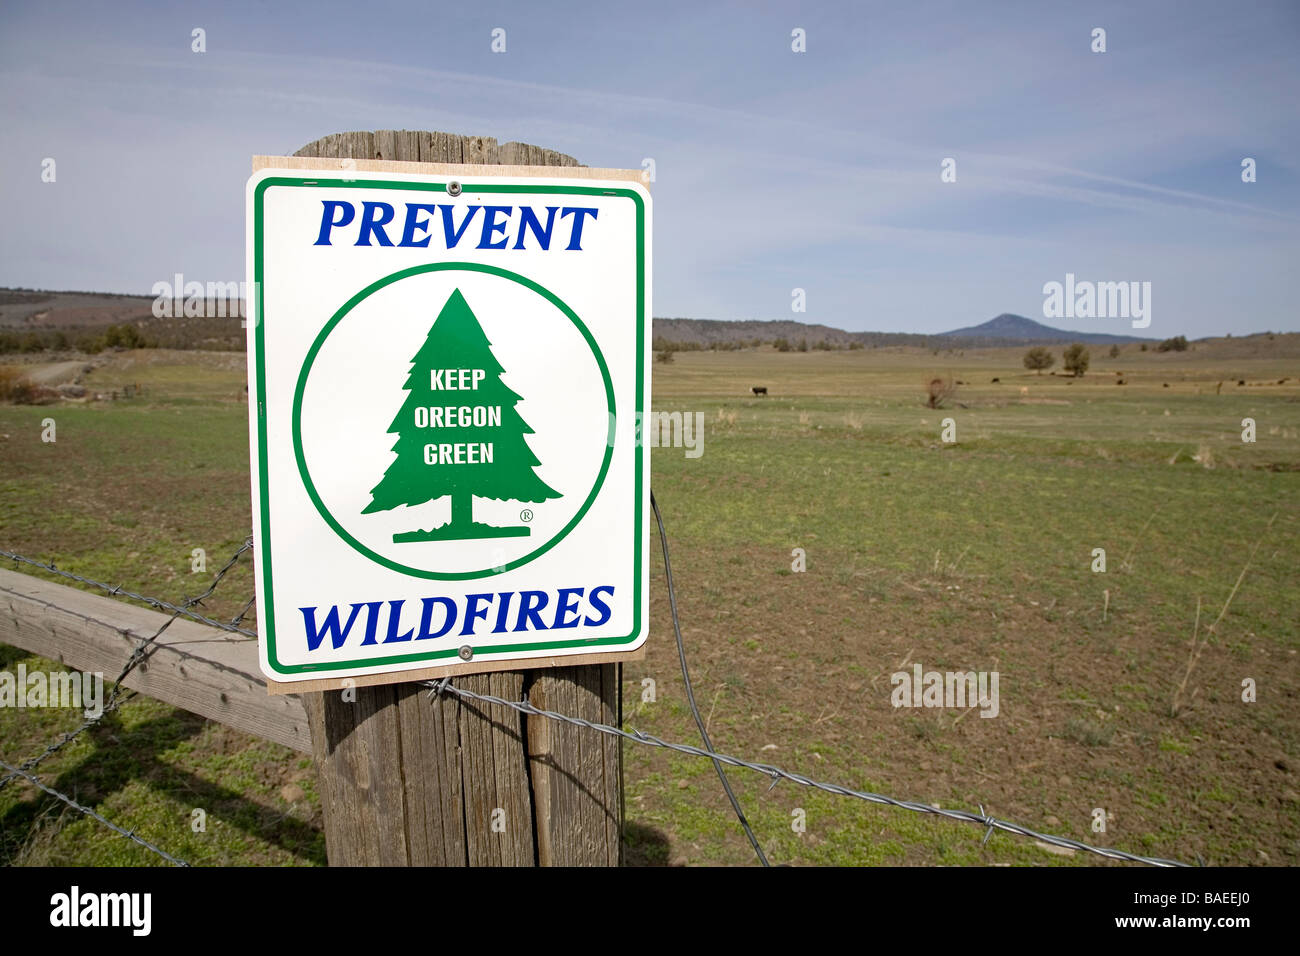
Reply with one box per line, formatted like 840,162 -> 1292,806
77,333 -> 106,354
925,375 -> 956,409
774,338 -> 792,352
1,326 -> 152,354
655,348 -> 674,364
1023,346 -> 1054,374
1064,717 -> 1113,748
104,323 -> 150,349
1109,344 -> 1121,358
1062,343 -> 1090,377
651,337 -> 704,352
0,367 -> 38,404
0,366 -> 19,399
1157,335 -> 1189,352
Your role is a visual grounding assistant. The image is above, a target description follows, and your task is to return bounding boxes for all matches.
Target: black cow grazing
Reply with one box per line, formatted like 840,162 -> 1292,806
1238,380 -> 1246,386
991,377 -> 1000,383
752,386 -> 768,396
1163,383 -> 1169,387
1117,379 -> 1126,385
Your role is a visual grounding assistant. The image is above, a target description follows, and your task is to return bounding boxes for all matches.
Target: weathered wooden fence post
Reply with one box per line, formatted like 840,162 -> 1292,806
290,130 -> 623,866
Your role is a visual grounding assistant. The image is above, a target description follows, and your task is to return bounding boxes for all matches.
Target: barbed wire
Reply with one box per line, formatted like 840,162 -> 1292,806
2,531 -> 1192,868
425,677 -> 1190,867
0,693 -> 138,794
230,593 -> 258,628
0,538 -> 254,792
651,490 -> 769,866
0,541 -> 251,866
0,757 -> 189,867
0,544 -> 257,638
103,537 -> 253,703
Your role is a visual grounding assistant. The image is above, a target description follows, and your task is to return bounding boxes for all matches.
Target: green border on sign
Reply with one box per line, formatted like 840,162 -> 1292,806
252,176 -> 646,675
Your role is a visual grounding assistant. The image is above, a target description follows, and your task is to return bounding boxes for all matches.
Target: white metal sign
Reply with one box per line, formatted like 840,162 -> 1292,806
245,162 -> 651,685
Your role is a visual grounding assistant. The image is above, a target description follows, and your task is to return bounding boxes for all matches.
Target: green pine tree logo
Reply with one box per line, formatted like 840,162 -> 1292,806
362,287 -> 561,542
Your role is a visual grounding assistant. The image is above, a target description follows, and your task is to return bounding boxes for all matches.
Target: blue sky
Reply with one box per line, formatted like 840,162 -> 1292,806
1,0 -> 1297,337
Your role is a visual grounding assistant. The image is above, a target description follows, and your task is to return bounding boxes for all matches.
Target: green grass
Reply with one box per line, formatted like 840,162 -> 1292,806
2,345 -> 1298,866
633,347 -> 1299,866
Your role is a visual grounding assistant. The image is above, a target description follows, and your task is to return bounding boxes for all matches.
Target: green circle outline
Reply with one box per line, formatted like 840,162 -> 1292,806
292,262 -> 615,581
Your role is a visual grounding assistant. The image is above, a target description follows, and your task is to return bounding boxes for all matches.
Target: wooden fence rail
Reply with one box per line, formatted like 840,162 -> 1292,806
1,556 -> 623,865
0,567 -> 310,753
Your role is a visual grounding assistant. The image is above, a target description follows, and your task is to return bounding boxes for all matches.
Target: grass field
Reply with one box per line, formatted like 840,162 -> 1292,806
2,343 -> 1298,866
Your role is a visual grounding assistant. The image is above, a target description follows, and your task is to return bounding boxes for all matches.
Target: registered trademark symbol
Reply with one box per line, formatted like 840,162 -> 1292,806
520,509 -> 534,522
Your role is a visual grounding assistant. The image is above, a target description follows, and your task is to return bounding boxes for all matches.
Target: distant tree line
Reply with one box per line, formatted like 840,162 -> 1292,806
1023,343 -> 1090,376
0,324 -> 155,354
0,290 -> 53,306
651,337 -> 756,352
0,315 -> 249,355
651,336 -> 866,353
1020,336 -> 1192,377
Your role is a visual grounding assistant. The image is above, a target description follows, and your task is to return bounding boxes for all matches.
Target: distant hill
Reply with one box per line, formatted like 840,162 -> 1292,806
652,313 -> 1157,350
0,288 -> 244,351
652,317 -> 931,350
7,289 -> 1292,356
936,313 -> 1155,346
0,288 -> 155,329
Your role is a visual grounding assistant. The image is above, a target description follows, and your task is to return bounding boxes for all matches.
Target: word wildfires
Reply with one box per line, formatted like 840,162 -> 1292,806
300,585 -> 616,651
890,663 -> 1000,718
